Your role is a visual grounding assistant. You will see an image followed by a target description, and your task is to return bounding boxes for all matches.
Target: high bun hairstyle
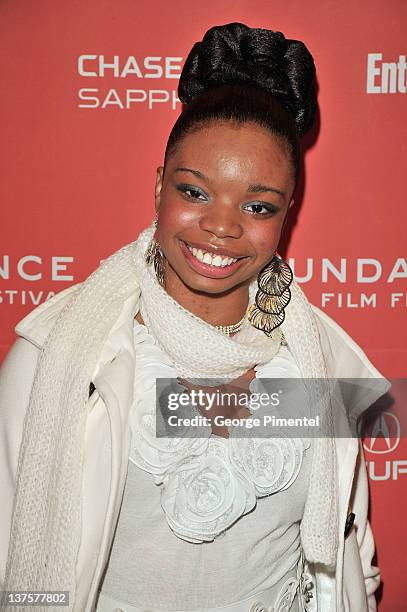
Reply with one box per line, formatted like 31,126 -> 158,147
163,22 -> 318,185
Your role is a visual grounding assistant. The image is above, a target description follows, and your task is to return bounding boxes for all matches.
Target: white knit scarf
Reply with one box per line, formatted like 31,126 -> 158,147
2,221 -> 338,611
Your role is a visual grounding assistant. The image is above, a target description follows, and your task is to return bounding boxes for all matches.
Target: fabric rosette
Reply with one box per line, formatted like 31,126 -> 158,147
228,436 -> 309,497
160,437 -> 257,543
129,325 -> 212,484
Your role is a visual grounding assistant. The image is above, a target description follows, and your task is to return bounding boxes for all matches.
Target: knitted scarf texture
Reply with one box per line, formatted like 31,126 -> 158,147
2,221 -> 338,611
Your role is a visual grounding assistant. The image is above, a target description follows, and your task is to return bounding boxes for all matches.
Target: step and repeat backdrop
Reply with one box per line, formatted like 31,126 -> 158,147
1,1 -> 406,609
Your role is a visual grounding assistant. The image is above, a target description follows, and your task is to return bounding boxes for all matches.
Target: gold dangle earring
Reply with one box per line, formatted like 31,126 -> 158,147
144,216 -> 166,288
247,252 -> 293,337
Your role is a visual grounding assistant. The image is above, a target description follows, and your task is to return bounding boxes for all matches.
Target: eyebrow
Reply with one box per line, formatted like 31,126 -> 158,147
174,167 -> 286,199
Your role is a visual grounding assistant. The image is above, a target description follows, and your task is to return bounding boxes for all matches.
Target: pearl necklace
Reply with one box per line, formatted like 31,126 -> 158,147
215,312 -> 246,336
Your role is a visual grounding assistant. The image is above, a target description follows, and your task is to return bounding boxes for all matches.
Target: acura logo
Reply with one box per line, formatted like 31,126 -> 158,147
362,411 -> 401,455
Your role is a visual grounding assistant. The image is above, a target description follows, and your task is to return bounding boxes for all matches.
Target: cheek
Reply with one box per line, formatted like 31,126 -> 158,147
157,198 -> 199,233
247,225 -> 280,258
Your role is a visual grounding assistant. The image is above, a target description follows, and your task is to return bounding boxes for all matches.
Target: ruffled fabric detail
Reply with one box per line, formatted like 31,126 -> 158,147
161,437 -> 257,543
229,437 -> 309,499
129,326 -> 212,484
129,323 -> 312,543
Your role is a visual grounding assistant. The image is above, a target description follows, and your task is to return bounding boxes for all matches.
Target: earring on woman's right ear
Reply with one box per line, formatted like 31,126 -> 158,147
144,216 -> 166,288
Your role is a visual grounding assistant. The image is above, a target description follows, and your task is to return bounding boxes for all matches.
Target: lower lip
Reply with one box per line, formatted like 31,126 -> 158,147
179,240 -> 248,278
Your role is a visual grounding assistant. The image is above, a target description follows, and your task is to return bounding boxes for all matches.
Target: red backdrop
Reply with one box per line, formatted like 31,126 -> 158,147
1,1 -> 406,609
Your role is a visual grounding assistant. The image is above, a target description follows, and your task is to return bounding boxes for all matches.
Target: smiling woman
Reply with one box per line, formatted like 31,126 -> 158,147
0,21 -> 391,612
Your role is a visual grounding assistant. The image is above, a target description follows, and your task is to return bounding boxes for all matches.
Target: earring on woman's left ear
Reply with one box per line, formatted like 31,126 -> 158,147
247,252 -> 293,338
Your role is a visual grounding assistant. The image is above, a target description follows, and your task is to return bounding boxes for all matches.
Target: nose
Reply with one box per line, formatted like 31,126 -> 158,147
199,203 -> 243,239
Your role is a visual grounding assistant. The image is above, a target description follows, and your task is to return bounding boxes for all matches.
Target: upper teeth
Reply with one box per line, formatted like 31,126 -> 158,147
186,245 -> 239,267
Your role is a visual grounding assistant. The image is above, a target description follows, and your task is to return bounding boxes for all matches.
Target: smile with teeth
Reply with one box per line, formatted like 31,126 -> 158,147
186,244 -> 240,267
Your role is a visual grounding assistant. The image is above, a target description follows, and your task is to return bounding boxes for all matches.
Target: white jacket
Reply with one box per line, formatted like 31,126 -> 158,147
0,283 -> 391,612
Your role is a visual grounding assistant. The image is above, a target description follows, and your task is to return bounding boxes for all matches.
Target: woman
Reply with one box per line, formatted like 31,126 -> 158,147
0,22 -> 391,612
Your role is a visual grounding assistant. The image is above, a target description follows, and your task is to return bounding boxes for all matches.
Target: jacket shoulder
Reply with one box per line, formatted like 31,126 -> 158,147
311,303 -> 384,377
310,303 -> 391,419
311,304 -> 381,377
15,282 -> 83,349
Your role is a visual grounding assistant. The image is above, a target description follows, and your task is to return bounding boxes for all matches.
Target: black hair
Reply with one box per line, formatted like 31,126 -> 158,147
163,22 -> 318,187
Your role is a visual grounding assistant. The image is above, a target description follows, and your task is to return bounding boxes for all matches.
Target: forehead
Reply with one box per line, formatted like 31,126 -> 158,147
171,121 -> 291,182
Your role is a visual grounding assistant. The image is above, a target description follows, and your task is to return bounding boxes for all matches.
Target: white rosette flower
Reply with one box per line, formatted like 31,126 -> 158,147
129,325 -> 211,484
160,437 -> 257,542
229,436 -> 308,497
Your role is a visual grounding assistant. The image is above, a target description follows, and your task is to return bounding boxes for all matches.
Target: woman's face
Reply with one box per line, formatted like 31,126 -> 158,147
154,121 -> 295,296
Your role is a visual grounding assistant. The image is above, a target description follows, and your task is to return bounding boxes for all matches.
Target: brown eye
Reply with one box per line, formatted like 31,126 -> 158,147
176,184 -> 208,201
243,202 -> 278,215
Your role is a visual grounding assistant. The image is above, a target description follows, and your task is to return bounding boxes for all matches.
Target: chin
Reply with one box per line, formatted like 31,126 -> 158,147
182,276 -> 232,295
177,268 -> 249,296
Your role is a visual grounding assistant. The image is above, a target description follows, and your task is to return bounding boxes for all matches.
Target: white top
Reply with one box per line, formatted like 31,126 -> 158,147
97,322 -> 313,610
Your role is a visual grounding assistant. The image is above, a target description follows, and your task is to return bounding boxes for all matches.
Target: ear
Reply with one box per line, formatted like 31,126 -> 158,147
282,198 -> 294,228
155,166 -> 164,213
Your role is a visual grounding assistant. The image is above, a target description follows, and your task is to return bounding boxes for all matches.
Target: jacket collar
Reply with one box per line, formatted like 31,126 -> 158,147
15,282 -> 141,403
15,283 -> 82,350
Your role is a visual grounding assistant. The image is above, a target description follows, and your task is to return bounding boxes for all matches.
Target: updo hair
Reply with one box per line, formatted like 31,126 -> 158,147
163,22 -> 318,185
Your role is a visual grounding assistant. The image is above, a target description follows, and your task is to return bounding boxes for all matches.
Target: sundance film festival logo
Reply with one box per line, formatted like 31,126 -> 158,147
77,54 -> 183,110
288,257 -> 406,310
367,53 -> 406,93
0,255 -> 74,306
